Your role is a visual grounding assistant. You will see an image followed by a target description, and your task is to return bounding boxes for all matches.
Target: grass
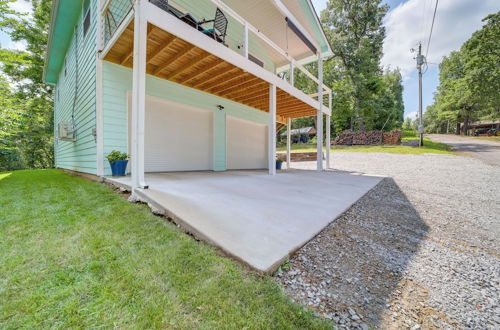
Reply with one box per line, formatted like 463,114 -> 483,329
0,169 -> 329,329
277,137 -> 453,155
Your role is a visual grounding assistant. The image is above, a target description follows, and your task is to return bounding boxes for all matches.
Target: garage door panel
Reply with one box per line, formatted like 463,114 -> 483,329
130,95 -> 213,172
227,116 -> 267,170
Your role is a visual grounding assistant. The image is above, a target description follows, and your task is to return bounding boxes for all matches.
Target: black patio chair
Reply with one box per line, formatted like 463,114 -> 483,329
199,8 -> 228,45
150,0 -> 170,12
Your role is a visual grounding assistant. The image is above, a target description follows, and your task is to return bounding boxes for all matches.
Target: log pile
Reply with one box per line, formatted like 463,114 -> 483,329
383,130 -> 402,145
333,130 -> 401,145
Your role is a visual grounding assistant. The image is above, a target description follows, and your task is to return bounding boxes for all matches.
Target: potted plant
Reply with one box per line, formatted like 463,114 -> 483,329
276,157 -> 283,170
107,150 -> 129,176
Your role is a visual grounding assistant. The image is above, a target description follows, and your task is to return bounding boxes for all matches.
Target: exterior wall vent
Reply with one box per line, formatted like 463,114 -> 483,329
58,121 -> 76,141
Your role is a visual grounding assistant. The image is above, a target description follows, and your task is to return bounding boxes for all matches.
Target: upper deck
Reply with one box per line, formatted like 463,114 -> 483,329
99,0 -> 332,119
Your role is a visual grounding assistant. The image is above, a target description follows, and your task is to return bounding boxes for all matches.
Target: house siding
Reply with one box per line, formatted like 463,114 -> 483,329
102,62 -> 269,175
54,0 -> 97,175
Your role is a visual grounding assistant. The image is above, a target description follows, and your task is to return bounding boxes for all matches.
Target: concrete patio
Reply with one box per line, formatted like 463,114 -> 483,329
106,169 -> 383,273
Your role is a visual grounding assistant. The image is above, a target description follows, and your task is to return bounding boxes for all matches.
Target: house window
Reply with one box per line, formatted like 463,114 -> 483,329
83,0 -> 91,38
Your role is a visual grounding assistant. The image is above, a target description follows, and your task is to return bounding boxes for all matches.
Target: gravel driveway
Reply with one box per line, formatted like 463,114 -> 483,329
275,152 -> 500,329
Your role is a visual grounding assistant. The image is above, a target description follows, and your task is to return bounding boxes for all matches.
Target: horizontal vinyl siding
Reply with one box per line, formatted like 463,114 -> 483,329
54,0 -> 97,175
102,61 -> 269,175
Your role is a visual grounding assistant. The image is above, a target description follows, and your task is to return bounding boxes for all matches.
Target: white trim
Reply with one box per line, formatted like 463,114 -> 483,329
144,3 -> 330,115
316,55 -> 323,171
96,0 -> 104,176
243,22 -> 249,59
286,117 -> 291,169
305,0 -> 333,54
268,84 -> 276,175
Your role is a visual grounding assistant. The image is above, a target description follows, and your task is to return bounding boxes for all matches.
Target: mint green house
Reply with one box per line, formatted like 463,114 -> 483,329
44,0 -> 333,190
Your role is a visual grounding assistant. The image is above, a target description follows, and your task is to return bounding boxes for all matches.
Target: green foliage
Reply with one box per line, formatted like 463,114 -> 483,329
426,12 -> 500,134
0,170 -> 329,328
289,0 -> 404,136
106,150 -> 129,163
0,0 -> 53,170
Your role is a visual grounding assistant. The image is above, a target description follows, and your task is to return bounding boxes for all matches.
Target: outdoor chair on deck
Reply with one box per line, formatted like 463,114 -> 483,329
150,0 -> 171,12
199,8 -> 228,45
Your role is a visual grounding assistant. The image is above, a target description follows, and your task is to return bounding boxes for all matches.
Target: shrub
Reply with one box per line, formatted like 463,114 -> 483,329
106,150 -> 129,164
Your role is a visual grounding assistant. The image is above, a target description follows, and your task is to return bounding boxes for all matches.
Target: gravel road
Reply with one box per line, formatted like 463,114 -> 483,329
275,152 -> 500,329
427,134 -> 500,166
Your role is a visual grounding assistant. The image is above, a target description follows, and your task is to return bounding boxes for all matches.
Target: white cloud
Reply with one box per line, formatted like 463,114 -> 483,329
405,111 -> 417,120
381,0 -> 498,78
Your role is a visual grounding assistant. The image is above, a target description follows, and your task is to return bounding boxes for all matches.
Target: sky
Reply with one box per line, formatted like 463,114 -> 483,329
2,0 -> 499,119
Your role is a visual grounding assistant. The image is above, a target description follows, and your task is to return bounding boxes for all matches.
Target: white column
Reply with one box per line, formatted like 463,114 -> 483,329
326,114 -> 331,169
316,55 -> 323,171
268,84 -> 276,175
286,117 -> 291,169
131,0 -> 147,189
243,22 -> 249,59
289,61 -> 295,86
96,0 -> 104,177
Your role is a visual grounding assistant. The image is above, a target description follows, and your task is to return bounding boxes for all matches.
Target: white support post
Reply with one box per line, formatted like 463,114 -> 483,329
131,0 -> 147,190
289,61 -> 294,86
268,84 -> 277,175
326,114 -> 331,169
96,0 -> 104,177
243,22 -> 249,59
286,117 -> 291,169
316,55 -> 323,171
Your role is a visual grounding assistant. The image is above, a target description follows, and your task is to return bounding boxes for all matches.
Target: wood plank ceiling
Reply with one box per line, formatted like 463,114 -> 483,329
103,22 -> 317,119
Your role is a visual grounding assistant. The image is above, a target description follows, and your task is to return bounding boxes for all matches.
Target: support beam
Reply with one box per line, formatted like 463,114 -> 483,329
179,59 -> 225,84
316,55 -> 323,171
286,117 -> 291,169
290,61 -> 294,86
153,44 -> 195,75
268,84 -> 276,175
326,114 -> 331,169
164,53 -> 212,80
131,0 -> 147,190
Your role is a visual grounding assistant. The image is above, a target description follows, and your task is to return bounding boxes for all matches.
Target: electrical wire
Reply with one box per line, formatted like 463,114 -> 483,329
425,0 -> 439,59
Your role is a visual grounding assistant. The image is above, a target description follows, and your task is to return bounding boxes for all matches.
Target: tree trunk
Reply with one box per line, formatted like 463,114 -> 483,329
463,114 -> 470,136
456,122 -> 461,135
358,115 -> 366,132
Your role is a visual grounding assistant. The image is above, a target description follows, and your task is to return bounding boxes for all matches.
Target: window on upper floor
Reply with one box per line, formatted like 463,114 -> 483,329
83,0 -> 91,38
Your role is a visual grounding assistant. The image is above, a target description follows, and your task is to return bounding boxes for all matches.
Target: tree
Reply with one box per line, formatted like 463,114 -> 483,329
0,0 -> 54,169
427,12 -> 499,135
321,0 -> 389,131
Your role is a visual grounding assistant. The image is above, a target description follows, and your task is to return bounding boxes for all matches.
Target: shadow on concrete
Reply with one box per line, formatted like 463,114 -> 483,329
276,177 -> 430,328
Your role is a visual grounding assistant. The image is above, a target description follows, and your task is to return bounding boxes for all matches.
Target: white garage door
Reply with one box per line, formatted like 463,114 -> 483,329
129,95 -> 213,172
227,116 -> 267,170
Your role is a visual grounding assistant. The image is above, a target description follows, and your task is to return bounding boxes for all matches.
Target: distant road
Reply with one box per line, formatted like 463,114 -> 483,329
427,134 -> 500,166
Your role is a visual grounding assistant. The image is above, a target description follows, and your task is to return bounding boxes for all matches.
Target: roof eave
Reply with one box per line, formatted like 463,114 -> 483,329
43,0 -> 60,84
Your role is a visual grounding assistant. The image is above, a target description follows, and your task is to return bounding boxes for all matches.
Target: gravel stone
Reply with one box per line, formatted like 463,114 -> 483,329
276,153 -> 500,329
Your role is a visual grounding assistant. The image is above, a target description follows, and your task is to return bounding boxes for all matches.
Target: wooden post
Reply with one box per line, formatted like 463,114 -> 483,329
286,117 -> 291,169
268,84 -> 276,175
131,0 -> 147,190
316,55 -> 323,171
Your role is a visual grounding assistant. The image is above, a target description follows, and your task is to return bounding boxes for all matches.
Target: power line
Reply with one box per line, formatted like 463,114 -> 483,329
425,0 -> 439,59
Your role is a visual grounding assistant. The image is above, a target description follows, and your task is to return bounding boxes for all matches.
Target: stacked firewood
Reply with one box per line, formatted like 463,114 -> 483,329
382,130 -> 402,145
333,130 -> 383,145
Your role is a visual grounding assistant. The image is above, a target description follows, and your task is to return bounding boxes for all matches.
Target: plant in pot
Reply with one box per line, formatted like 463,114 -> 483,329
276,157 -> 283,170
107,150 -> 129,176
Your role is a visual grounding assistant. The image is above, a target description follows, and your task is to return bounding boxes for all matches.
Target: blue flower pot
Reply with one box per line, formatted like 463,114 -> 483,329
276,160 -> 283,170
110,159 -> 128,176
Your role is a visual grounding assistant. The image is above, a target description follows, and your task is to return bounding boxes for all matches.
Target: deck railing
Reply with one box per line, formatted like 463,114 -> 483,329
100,0 -> 332,112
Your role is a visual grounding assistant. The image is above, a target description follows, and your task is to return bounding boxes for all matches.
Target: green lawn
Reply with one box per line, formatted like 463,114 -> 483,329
277,137 -> 453,154
0,170 -> 328,329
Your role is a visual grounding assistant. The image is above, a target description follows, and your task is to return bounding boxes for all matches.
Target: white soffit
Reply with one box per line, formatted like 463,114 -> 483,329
223,0 -> 314,65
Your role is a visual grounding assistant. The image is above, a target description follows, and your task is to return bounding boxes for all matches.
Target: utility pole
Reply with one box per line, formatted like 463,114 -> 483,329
416,43 -> 425,146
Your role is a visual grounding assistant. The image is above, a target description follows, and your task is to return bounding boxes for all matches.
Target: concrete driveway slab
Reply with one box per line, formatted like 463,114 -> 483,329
107,170 -> 383,273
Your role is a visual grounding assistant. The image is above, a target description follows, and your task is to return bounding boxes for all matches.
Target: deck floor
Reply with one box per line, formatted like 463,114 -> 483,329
107,169 -> 383,273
